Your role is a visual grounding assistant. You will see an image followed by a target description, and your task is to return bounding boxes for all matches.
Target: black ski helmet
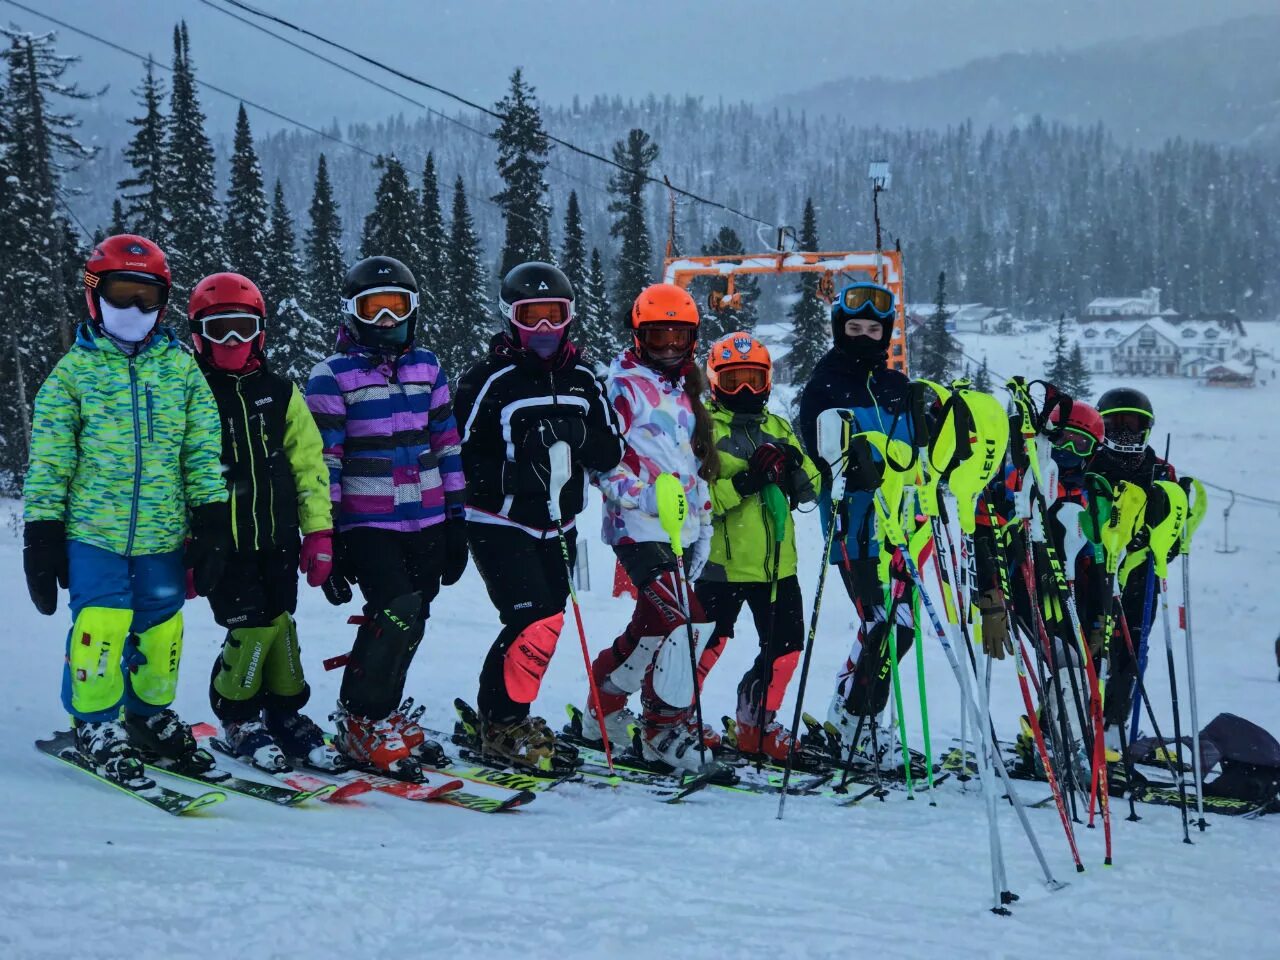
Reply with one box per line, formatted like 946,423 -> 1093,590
499,261 -> 575,358
1096,386 -> 1154,454
341,255 -> 419,351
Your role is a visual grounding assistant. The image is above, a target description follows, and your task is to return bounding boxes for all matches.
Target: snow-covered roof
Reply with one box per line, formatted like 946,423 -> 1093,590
1071,316 -> 1237,350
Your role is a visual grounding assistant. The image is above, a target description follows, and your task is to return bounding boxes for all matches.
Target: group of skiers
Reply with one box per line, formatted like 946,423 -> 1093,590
22,229 -> 1177,789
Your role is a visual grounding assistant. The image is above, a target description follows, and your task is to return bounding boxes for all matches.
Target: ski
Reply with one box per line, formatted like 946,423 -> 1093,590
36,732 -> 225,817
147,749 -> 337,806
194,723 -> 371,803
1131,784 -> 1273,818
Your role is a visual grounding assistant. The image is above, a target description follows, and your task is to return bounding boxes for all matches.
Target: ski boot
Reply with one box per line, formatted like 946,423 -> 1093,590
735,719 -> 797,764
74,719 -> 154,789
389,698 -> 448,767
480,715 -> 570,775
265,709 -> 346,771
330,703 -> 420,779
640,710 -> 709,775
223,719 -> 290,773
686,715 -> 722,754
123,708 -> 214,773
578,703 -> 638,750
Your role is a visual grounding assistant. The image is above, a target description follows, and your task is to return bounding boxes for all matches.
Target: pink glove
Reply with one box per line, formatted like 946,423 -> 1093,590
299,530 -> 335,588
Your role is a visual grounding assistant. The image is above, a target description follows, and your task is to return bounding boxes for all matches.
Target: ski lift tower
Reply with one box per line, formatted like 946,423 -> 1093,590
661,163 -> 909,373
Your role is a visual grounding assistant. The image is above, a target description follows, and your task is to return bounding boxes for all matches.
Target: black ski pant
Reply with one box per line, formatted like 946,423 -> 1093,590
834,556 -> 915,717
337,526 -> 443,719
468,522 -> 574,724
207,541 -> 300,629
695,576 -> 804,725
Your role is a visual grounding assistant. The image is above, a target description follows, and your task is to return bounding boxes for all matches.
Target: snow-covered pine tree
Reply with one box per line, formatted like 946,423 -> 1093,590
608,128 -> 658,331
301,153 -> 344,339
974,355 -> 992,392
107,198 -> 127,237
223,104 -> 269,283
1066,342 -> 1092,397
361,155 -> 424,283
787,198 -> 827,384
262,181 -> 311,382
0,28 -> 94,484
439,175 -> 492,381
118,56 -> 166,243
164,22 -> 222,299
695,225 -> 759,343
492,67 -> 551,277
559,190 -> 587,295
915,270 -> 955,383
419,151 -> 448,316
1044,312 -> 1071,388
578,245 -> 618,369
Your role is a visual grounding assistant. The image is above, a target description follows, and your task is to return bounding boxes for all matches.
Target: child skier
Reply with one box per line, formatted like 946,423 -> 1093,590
306,255 -> 468,777
797,281 -> 918,765
454,262 -> 623,772
187,272 -> 343,772
577,283 -> 719,774
23,234 -> 229,786
696,332 -> 819,762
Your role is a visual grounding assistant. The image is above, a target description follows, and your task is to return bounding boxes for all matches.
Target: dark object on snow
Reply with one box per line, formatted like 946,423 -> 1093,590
1274,634 -> 1279,681
1130,713 -> 1280,807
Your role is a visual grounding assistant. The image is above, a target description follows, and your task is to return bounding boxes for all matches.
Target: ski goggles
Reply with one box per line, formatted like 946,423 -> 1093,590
638,325 -> 696,351
197,311 -> 262,344
836,283 -> 895,319
93,272 -> 169,313
1054,426 -> 1097,459
509,298 -> 572,332
342,287 -> 418,325
715,364 -> 770,395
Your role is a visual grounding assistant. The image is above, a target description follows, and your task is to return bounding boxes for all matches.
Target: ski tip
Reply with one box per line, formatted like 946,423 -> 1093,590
181,791 -> 228,814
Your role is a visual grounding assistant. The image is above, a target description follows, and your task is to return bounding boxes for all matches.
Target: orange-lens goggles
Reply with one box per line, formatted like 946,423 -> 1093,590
355,290 -> 413,322
841,284 -> 894,316
512,300 -> 570,331
717,365 -> 768,394
639,326 -> 695,351
99,275 -> 167,312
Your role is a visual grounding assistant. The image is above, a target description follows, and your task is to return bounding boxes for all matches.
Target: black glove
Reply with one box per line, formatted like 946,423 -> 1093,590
781,444 -> 805,476
24,519 -> 68,616
732,442 -> 787,496
440,517 -> 469,586
521,417 -> 587,459
185,501 -> 231,597
322,533 -> 354,605
843,435 -> 884,493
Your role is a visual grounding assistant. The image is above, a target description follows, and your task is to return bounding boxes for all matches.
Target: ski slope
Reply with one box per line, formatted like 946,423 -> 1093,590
2,326 -> 1278,960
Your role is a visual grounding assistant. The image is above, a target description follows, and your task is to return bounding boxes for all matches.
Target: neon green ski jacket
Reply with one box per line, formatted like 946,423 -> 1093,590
703,402 -> 820,584
23,322 -> 227,556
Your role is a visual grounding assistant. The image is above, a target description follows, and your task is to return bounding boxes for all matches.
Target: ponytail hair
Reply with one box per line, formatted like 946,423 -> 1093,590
683,361 -> 720,482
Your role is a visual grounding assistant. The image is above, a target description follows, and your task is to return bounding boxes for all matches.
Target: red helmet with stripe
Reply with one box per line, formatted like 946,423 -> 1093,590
84,234 -> 171,322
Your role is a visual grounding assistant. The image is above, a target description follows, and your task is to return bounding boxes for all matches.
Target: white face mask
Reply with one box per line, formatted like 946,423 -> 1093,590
99,302 -> 159,344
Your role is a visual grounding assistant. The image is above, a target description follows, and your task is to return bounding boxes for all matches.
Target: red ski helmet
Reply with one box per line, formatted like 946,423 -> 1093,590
188,272 -> 267,372
1049,400 -> 1104,459
84,234 -> 171,323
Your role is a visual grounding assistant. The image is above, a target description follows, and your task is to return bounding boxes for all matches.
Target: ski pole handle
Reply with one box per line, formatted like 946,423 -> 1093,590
547,441 -> 571,523
762,482 -> 788,544
654,473 -> 687,557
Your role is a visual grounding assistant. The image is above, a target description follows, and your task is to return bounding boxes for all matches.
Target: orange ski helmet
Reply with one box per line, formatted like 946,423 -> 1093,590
707,332 -> 772,397
630,283 -> 700,362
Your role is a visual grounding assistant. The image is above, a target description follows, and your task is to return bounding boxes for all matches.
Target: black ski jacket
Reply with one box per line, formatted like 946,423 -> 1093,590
454,335 -> 623,538
201,361 -> 332,553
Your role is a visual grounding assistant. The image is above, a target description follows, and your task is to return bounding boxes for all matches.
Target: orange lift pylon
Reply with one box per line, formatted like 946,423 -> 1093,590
661,248 -> 909,373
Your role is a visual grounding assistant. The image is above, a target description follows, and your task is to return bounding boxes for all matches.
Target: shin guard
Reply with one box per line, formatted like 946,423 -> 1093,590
210,623 -> 277,722
340,592 -> 425,720
66,606 -> 133,718
503,612 -> 564,704
128,612 -> 184,708
262,613 -> 310,713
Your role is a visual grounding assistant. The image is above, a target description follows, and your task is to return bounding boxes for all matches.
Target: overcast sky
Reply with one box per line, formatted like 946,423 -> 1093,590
13,0 -> 1277,132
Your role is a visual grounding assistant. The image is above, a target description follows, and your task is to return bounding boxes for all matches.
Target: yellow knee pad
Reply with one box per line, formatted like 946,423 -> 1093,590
130,612 -> 184,707
212,622 -> 279,703
262,613 -> 307,698
68,607 -> 134,716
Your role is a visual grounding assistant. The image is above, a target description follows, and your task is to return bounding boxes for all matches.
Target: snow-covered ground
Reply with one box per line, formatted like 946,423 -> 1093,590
2,326 -> 1278,960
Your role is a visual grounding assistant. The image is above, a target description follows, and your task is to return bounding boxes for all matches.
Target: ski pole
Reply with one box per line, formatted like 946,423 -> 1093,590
548,442 -> 614,774
654,473 -> 708,769
1179,476 -> 1208,830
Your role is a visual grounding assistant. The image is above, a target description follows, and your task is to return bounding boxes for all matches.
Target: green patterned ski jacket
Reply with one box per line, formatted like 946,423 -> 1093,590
23,322 -> 227,556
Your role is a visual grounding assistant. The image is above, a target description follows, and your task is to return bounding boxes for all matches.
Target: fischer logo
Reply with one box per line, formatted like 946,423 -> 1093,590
537,281 -> 549,290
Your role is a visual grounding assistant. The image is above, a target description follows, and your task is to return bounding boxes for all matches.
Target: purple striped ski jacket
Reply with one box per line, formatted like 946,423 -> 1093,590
305,332 -> 466,533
